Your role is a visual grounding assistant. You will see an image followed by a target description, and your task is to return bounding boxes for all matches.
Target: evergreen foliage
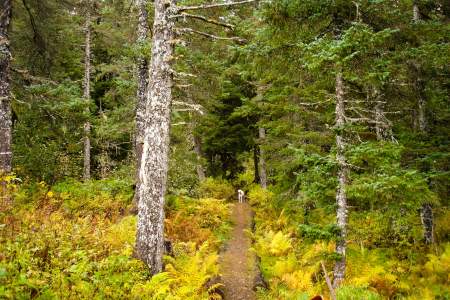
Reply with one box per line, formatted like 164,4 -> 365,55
1,0 -> 448,298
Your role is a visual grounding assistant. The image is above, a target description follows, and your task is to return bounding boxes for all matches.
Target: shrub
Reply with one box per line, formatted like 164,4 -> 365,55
248,185 -> 273,207
165,198 -> 232,248
0,180 -> 232,299
197,177 -> 235,200
131,242 -> 221,300
336,286 -> 381,300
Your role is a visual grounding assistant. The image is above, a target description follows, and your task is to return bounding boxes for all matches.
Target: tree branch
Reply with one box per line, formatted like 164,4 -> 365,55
173,101 -> 204,115
177,0 -> 256,12
171,13 -> 235,30
297,98 -> 332,107
177,27 -> 247,44
12,68 -> 58,85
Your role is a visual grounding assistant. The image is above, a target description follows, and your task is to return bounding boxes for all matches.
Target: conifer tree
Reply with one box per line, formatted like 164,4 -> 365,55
0,0 -> 12,200
82,0 -> 92,181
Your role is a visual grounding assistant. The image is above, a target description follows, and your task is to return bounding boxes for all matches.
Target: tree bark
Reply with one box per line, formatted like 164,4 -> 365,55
99,143 -> 110,179
83,0 -> 92,181
258,127 -> 267,189
421,202 -> 434,244
193,134 -> 206,182
0,0 -> 12,202
412,1 -> 434,245
136,0 -> 175,275
373,87 -> 394,142
134,0 -> 150,206
375,100 -> 385,141
413,1 -> 420,23
253,146 -> 260,184
417,88 -> 426,133
333,69 -> 348,288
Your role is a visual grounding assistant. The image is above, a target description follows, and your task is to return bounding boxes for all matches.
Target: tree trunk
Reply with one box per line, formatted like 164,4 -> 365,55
373,87 -> 394,142
253,146 -> 260,184
417,92 -> 426,133
412,1 -> 434,245
83,1 -> 91,181
0,0 -> 12,203
99,143 -> 110,179
193,134 -> 206,182
413,1 -> 420,23
136,0 -> 175,275
134,0 -> 150,206
333,69 -> 348,288
421,203 -> 434,244
375,100 -> 385,141
258,127 -> 267,189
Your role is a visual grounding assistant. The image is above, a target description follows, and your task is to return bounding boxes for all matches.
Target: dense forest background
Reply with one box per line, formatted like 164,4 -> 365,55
0,0 -> 449,299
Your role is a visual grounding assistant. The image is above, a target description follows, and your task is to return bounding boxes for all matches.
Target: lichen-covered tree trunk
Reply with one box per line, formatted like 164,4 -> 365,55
83,1 -> 91,181
0,0 -> 12,202
412,1 -> 434,245
333,70 -> 348,288
136,0 -> 175,275
258,127 -> 267,189
421,203 -> 434,244
134,0 -> 150,206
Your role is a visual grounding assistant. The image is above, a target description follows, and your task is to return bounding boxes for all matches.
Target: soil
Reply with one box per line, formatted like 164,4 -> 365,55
219,202 -> 257,300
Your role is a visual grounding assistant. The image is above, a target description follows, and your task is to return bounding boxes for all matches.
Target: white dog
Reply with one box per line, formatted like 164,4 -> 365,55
238,189 -> 245,203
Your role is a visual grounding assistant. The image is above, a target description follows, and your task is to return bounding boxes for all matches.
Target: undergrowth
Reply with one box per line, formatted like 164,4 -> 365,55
0,178 -> 232,299
249,185 -> 450,300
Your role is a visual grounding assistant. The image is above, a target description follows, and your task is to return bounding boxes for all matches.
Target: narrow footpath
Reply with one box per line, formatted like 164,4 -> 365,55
219,202 -> 256,300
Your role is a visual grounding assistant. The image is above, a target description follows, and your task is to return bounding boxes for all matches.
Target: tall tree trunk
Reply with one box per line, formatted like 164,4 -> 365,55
253,146 -> 260,184
83,1 -> 91,181
412,1 -> 426,133
134,0 -> 150,206
0,0 -> 12,202
258,127 -> 267,189
136,0 -> 175,275
412,1 -> 434,245
333,69 -> 348,288
193,134 -> 206,182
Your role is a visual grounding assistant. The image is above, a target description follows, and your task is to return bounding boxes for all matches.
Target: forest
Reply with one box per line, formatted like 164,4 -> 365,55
0,0 -> 449,299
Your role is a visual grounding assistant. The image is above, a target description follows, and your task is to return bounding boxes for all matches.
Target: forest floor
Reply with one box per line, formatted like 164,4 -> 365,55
219,202 -> 257,300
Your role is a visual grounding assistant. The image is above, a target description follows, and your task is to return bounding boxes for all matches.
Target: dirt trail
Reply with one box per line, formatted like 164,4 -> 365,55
220,202 -> 256,300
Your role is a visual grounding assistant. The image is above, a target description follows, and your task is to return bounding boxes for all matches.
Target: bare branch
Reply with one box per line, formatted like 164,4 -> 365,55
171,70 -> 197,78
175,84 -> 193,88
177,0 -> 256,12
172,122 -> 188,126
297,98 -> 332,107
12,68 -> 58,85
345,116 -> 386,125
171,13 -> 235,30
177,27 -> 247,44
173,101 -> 204,115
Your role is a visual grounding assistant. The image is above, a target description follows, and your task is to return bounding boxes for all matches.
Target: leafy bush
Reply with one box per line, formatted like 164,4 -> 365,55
165,198 -> 232,247
132,242 -> 221,300
197,177 -> 235,200
51,178 -> 133,216
336,286 -> 381,300
248,185 -> 274,207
